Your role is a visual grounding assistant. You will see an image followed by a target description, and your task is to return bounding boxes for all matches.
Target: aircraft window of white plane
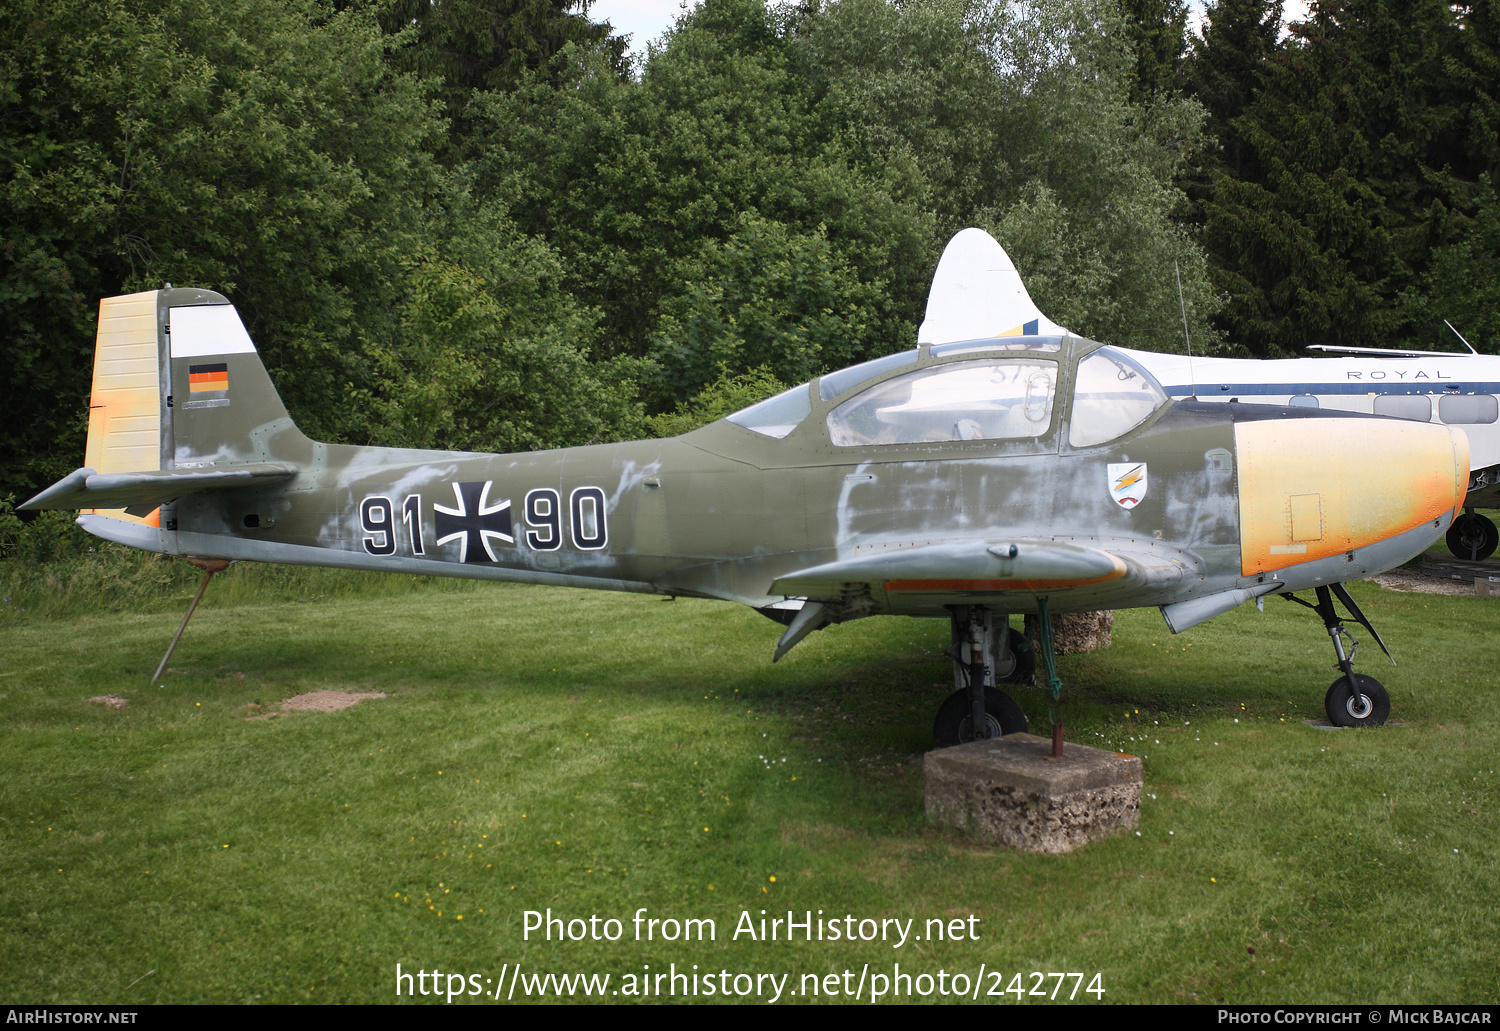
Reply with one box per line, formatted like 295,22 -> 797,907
1067,347 -> 1169,448
928,337 -> 1064,359
725,382 -> 813,438
1289,394 -> 1320,408
1439,394 -> 1499,424
817,348 -> 919,401
826,360 -> 1055,446
1373,395 -> 1433,422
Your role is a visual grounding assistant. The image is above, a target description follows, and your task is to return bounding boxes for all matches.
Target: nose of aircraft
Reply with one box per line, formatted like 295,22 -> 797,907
1235,417 -> 1470,577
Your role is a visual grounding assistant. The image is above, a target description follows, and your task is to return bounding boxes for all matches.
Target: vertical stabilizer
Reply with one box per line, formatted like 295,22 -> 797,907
62,288 -> 310,528
917,228 -> 1069,345
166,296 -> 304,469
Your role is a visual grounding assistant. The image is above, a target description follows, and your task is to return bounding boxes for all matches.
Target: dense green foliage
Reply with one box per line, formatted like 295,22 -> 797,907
1,0 -> 1216,503
375,0 -> 629,156
0,0 -> 639,504
3,0 -> 1496,505
1187,0 -> 1500,356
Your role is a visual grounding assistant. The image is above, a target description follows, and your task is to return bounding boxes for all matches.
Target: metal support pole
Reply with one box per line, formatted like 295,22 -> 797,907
1036,597 -> 1065,757
150,558 -> 230,685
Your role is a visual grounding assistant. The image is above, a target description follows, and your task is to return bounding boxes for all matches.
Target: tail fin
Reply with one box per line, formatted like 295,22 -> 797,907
164,290 -> 308,467
917,228 -> 1070,345
21,288 -> 304,520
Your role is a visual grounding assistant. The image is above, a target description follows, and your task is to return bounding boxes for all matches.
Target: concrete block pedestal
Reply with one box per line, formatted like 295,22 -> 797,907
924,733 -> 1142,854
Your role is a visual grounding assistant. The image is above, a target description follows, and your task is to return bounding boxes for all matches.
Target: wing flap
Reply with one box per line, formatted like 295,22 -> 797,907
21,464 -> 298,512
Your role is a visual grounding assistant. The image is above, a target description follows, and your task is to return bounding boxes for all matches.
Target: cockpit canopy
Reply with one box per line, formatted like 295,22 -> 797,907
828,360 -> 1056,445
725,342 -> 1168,448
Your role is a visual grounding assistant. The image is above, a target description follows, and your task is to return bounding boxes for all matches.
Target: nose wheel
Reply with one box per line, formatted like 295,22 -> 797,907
1283,583 -> 1395,727
1325,673 -> 1390,727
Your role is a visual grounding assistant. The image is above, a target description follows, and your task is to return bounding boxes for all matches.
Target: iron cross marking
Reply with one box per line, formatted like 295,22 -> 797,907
434,481 -> 513,563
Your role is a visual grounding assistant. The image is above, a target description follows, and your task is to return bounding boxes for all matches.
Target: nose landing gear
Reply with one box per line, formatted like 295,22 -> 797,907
1325,673 -> 1390,727
1283,583 -> 1394,727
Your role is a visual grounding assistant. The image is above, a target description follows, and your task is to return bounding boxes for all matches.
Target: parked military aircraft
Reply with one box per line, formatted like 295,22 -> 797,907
23,229 -> 1471,741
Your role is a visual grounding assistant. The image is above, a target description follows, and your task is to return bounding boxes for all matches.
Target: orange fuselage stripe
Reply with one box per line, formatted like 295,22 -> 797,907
885,571 -> 1125,592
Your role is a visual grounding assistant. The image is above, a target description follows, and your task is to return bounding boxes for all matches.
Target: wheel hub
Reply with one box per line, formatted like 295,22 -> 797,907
959,713 -> 1003,742
1345,692 -> 1373,720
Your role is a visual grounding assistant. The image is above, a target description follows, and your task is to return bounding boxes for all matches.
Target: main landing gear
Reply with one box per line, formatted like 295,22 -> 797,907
1282,583 -> 1394,727
933,605 -> 1031,747
1447,510 -> 1498,562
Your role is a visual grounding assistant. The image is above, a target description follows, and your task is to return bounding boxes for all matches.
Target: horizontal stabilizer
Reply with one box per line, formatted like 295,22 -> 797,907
21,464 -> 297,512
769,539 -> 1129,599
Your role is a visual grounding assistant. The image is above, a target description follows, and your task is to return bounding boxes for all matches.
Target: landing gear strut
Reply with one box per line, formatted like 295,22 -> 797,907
933,605 -> 1030,747
1283,583 -> 1394,727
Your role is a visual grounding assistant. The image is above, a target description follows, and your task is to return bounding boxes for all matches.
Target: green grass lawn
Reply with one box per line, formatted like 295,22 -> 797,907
1,562 -> 1497,1004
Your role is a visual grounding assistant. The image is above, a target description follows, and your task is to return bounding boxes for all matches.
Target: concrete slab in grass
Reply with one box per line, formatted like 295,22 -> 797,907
924,733 -> 1141,854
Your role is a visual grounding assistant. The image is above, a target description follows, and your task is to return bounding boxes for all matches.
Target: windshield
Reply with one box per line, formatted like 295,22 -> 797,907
1068,347 -> 1169,447
725,382 -> 813,438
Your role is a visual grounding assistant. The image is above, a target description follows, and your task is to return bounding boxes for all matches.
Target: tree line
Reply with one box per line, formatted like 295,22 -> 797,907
2,0 -> 1496,507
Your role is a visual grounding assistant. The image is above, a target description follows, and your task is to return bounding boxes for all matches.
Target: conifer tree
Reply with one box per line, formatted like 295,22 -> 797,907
1192,0 -> 1495,355
1116,0 -> 1189,103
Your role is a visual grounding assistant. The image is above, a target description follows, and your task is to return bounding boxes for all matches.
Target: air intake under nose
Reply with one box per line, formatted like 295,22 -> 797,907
1235,418 -> 1469,577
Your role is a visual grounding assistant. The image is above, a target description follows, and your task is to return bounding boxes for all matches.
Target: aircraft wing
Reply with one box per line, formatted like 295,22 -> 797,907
765,537 -> 1199,660
21,464 -> 298,514
769,537 -> 1194,600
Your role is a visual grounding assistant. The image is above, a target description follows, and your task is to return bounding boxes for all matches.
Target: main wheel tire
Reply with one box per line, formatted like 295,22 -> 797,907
933,687 -> 1028,747
1447,512 -> 1499,561
1325,674 -> 1391,727
998,628 -> 1037,685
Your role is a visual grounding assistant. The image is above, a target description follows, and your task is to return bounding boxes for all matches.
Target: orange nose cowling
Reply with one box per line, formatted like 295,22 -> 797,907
1236,419 -> 1469,577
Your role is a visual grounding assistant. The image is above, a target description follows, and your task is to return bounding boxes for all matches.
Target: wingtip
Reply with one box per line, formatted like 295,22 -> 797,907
19,467 -> 95,511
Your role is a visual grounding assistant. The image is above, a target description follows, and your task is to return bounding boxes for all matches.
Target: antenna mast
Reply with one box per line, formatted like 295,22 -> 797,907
1176,261 -> 1197,399
1444,319 -> 1480,355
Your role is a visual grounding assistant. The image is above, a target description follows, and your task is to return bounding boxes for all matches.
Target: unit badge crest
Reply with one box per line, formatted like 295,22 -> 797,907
1107,463 -> 1148,510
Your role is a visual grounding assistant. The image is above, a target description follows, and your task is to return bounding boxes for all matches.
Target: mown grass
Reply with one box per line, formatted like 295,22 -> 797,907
1,555 -> 1497,1005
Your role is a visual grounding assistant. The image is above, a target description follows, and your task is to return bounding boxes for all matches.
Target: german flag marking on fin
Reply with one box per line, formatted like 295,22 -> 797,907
188,363 -> 229,393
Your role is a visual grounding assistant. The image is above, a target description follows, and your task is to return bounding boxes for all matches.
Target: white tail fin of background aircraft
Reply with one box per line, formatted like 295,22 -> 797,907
917,228 -> 1069,345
